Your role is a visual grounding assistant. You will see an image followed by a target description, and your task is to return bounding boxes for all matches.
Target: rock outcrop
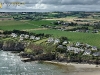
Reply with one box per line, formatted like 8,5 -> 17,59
0,40 -> 25,51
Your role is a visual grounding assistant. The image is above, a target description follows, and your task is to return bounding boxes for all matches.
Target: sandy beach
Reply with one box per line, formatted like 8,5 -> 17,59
44,61 -> 100,75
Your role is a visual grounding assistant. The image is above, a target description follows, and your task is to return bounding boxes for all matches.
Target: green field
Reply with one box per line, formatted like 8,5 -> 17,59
0,20 -> 100,48
27,20 -> 55,26
0,20 -> 54,30
0,21 -> 37,30
31,29 -> 100,48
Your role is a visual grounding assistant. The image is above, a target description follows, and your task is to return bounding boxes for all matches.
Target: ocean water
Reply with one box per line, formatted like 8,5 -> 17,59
0,51 -> 74,75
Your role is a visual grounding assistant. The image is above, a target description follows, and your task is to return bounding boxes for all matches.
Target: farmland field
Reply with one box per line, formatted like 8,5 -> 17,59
30,29 -> 100,48
45,17 -> 77,22
0,21 -> 38,30
0,20 -> 54,30
0,19 -> 100,48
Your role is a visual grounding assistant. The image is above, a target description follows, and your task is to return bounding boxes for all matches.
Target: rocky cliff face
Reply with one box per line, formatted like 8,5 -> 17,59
0,41 -> 3,49
0,40 -> 25,51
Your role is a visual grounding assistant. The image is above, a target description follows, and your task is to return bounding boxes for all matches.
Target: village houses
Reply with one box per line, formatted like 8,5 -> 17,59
11,33 -> 17,38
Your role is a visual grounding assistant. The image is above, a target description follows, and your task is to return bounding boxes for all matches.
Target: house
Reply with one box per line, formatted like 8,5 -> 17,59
93,52 -> 100,56
73,48 -> 84,54
75,42 -> 80,46
30,36 -> 35,40
19,34 -> 25,41
24,34 -> 29,39
47,37 -> 54,43
76,30 -> 80,32
20,34 -> 25,38
67,46 -> 73,51
0,18 -> 13,21
54,39 -> 60,44
83,50 -> 91,55
35,37 -> 40,40
62,41 -> 68,45
57,45 -> 64,49
74,48 -> 81,53
91,46 -> 97,50
11,33 -> 17,38
67,46 -> 84,53
86,30 -> 89,33
20,37 -> 24,41
0,34 -> 5,37
86,43 -> 91,48
92,30 -> 99,33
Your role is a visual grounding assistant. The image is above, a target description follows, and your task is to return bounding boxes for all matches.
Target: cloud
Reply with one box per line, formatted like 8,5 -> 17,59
0,0 -> 100,12
0,0 -> 100,5
60,0 -> 99,5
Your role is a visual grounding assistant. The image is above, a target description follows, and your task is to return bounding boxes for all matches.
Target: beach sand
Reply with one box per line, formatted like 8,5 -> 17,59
44,61 -> 100,75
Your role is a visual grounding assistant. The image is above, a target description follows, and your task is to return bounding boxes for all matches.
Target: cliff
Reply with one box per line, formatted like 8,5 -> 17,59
0,39 -> 25,51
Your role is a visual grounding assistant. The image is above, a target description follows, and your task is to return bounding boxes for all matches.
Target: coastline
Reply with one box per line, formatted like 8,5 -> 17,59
44,61 -> 100,75
44,61 -> 100,68
12,52 -> 100,75
1,51 -> 100,75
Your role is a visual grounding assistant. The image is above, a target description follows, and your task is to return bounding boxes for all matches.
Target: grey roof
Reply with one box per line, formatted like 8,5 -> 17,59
93,52 -> 100,56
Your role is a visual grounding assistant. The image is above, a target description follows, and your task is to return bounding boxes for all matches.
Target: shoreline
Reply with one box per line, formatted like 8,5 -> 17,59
1,51 -> 100,75
44,61 -> 100,68
44,61 -> 100,75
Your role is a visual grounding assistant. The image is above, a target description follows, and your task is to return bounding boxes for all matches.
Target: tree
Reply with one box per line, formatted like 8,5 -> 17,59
25,43 -> 43,55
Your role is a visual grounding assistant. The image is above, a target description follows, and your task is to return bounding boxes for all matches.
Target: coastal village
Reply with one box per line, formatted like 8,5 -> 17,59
0,30 -> 100,65
10,32 -> 99,56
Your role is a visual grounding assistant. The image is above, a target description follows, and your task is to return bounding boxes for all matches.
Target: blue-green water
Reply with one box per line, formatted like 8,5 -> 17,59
0,51 -> 74,75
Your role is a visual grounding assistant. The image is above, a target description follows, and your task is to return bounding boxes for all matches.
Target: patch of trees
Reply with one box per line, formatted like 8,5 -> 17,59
24,43 -> 56,60
25,43 -> 43,55
94,24 -> 100,29
59,36 -> 68,44
3,30 -> 29,35
53,21 -> 64,25
68,22 -> 77,26
67,27 -> 89,31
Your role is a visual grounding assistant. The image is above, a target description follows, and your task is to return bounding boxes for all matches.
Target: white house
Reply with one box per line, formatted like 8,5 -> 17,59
83,50 -> 91,55
62,41 -> 68,45
57,45 -> 64,49
24,34 -> 29,39
93,52 -> 100,56
19,34 -> 25,41
20,34 -> 24,38
91,46 -> 97,50
30,36 -> 35,40
75,48 -> 84,53
54,39 -> 60,44
11,33 -> 17,38
75,42 -> 80,46
47,37 -> 54,43
35,37 -> 40,40
74,48 -> 80,53
86,43 -> 91,48
67,46 -> 84,53
20,37 -> 24,41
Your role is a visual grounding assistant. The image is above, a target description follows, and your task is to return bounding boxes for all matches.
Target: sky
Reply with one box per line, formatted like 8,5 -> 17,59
0,0 -> 100,12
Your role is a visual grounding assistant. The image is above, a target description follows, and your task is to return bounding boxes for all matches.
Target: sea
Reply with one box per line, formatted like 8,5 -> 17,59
0,51 -> 75,75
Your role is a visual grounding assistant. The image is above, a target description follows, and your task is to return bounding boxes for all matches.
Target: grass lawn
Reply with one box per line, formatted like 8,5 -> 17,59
35,38 -> 48,44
